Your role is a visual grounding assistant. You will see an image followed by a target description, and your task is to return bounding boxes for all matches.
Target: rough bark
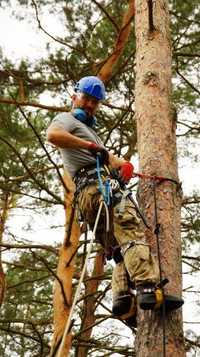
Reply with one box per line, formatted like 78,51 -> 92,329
50,172 -> 80,356
135,0 -> 185,356
75,254 -> 104,357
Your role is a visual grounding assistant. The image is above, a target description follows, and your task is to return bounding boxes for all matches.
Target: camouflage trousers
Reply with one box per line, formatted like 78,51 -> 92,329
76,184 -> 159,297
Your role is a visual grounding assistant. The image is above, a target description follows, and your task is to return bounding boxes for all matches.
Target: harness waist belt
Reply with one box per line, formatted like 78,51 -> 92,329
74,164 -> 123,205
74,164 -> 106,193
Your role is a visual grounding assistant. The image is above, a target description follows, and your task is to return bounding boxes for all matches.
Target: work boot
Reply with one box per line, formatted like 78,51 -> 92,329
112,292 -> 137,328
112,291 -> 132,316
137,284 -> 184,311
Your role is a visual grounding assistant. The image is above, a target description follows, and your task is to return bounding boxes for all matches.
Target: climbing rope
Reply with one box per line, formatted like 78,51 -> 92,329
57,157 -> 111,356
152,178 -> 166,357
152,179 -> 163,283
132,171 -> 179,357
132,170 -> 179,185
57,200 -> 105,357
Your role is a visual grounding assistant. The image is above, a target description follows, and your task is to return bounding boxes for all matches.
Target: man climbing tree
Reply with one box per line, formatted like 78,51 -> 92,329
47,75 -> 183,355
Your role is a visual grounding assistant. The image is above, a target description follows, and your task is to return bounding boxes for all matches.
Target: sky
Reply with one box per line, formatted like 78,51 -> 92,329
0,1 -> 200,352
0,6 -> 45,61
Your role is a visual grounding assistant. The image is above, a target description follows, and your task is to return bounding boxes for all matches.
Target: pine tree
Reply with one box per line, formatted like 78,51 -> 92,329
135,0 -> 185,355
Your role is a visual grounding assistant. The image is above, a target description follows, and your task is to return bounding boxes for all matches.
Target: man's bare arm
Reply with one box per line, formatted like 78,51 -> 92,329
47,124 -> 126,169
108,152 -> 126,169
47,125 -> 91,149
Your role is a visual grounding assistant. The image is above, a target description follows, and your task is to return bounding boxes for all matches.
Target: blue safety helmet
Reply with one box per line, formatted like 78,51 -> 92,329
74,76 -> 106,101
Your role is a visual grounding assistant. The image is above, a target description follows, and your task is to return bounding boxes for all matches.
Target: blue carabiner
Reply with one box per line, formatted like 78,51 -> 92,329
96,155 -> 111,205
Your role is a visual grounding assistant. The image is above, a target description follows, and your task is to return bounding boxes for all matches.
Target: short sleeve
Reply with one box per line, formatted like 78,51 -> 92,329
48,113 -> 76,133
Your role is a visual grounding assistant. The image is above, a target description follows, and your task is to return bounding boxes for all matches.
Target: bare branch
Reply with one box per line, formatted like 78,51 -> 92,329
175,52 -> 200,58
91,0 -> 119,32
0,97 -> 67,112
176,68 -> 200,96
31,0 -> 91,61
185,337 -> 200,349
17,105 -> 70,193
0,183 -> 60,205
0,135 -> 64,206
0,243 -> 57,254
30,250 -> 69,308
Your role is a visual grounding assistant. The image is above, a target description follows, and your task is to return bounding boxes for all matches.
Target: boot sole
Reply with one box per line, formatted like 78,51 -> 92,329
139,294 -> 184,311
112,295 -> 132,316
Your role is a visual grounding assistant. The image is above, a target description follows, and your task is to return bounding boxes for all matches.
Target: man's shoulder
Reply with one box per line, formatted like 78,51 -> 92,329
49,111 -> 76,130
53,111 -> 74,122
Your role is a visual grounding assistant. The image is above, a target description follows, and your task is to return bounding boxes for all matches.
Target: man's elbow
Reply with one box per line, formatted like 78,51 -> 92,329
47,130 -> 58,145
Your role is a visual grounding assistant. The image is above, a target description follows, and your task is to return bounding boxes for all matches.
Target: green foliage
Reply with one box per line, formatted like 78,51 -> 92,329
0,249 -> 56,356
0,96 -> 63,207
182,203 -> 200,246
170,0 -> 200,112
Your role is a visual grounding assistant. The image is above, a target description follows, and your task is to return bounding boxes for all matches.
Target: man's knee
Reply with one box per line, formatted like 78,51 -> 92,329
121,243 -> 159,285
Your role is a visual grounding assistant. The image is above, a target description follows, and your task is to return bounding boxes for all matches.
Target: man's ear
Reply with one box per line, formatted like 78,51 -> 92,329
71,94 -> 76,108
71,94 -> 76,102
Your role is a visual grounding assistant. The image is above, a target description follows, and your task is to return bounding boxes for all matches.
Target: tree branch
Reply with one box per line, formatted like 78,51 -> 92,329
0,135 -> 64,205
0,183 -> 60,205
98,0 -> 135,82
91,0 -> 119,32
31,0 -> 92,64
0,97 -> 67,112
17,105 -> 70,194
30,250 -> 69,307
176,68 -> 200,96
0,242 -> 57,254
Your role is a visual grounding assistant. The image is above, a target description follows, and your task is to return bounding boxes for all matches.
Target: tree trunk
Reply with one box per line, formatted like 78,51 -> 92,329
135,0 -> 185,356
50,172 -> 80,356
75,254 -> 104,357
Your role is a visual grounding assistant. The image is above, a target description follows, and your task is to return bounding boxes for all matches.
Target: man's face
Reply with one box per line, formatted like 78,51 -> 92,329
72,92 -> 99,116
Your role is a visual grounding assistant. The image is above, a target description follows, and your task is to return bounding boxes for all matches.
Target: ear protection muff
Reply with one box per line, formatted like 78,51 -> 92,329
72,108 -> 97,128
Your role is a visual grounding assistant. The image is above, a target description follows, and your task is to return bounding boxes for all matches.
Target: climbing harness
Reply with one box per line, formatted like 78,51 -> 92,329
96,153 -> 111,206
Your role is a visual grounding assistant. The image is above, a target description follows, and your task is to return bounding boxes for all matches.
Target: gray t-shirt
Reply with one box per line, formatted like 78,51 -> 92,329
49,112 -> 104,177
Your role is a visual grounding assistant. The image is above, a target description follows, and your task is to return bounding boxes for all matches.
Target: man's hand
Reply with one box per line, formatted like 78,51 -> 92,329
119,162 -> 134,183
88,142 -> 109,165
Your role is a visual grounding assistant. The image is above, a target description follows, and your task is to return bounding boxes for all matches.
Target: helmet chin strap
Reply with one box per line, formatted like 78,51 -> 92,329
72,108 -> 97,128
